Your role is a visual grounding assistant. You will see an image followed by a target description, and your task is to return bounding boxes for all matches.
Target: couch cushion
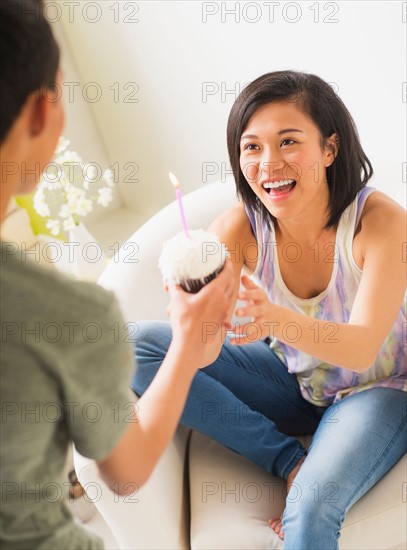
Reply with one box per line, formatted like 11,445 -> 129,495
189,432 -> 406,549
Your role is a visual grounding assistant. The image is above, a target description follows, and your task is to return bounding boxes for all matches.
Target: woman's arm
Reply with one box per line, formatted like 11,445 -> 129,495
208,202 -> 257,319
232,192 -> 406,373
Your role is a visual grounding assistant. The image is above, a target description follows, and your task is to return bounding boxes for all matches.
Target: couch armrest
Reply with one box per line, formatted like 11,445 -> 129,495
74,423 -> 192,549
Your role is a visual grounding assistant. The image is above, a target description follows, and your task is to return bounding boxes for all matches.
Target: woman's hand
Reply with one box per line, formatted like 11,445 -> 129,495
167,258 -> 235,369
230,275 -> 275,345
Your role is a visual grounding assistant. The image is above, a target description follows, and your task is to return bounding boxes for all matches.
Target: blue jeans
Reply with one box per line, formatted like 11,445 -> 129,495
132,321 -> 407,549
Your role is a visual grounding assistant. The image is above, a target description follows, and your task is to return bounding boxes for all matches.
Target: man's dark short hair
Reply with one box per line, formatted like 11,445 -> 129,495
0,0 -> 60,144
227,70 -> 373,229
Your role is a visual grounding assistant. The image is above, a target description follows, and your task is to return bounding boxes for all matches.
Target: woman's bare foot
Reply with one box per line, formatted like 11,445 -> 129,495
268,454 -> 306,540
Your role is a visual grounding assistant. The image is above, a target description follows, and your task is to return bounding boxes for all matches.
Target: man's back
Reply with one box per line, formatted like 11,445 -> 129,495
0,243 -> 134,549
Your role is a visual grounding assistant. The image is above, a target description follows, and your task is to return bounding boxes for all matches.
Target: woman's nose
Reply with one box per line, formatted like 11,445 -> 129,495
259,148 -> 285,179
241,147 -> 285,184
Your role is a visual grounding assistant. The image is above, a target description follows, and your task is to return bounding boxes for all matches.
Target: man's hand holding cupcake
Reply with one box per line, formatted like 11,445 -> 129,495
166,257 -> 235,370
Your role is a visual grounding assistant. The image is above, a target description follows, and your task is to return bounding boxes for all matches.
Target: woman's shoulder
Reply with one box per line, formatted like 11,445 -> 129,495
355,189 -> 406,258
209,202 -> 255,243
208,202 -> 257,269
360,189 -> 405,228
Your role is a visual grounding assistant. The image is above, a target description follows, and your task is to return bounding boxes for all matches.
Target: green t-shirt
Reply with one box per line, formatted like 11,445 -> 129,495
0,242 -> 135,549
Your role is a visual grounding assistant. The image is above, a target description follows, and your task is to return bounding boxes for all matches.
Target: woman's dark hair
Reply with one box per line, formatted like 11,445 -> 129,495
0,0 -> 60,144
227,70 -> 373,228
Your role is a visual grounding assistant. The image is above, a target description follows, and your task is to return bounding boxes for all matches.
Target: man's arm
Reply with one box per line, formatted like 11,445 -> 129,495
98,259 -> 235,494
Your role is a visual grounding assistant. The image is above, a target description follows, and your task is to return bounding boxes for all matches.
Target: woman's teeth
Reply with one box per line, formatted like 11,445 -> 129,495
262,179 -> 296,189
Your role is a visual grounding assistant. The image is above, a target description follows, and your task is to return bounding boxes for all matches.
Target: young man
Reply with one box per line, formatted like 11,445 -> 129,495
0,1 -> 234,548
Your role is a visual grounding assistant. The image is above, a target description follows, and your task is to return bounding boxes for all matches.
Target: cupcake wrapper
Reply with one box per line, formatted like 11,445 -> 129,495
179,263 -> 225,294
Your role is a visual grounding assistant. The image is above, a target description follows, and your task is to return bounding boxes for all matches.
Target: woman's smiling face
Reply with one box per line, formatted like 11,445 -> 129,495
239,100 -> 337,222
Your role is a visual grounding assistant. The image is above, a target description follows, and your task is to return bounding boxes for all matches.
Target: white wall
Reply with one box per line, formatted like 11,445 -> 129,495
50,0 -> 405,228
52,20 -> 123,223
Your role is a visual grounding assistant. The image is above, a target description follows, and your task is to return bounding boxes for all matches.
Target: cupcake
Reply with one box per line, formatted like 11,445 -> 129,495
158,229 -> 227,293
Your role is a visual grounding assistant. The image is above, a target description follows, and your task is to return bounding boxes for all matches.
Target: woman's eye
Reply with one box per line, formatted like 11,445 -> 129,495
243,143 -> 260,151
281,139 -> 295,147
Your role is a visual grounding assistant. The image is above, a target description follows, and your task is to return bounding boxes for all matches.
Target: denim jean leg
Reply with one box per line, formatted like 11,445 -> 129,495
282,388 -> 407,550
132,320 -> 321,479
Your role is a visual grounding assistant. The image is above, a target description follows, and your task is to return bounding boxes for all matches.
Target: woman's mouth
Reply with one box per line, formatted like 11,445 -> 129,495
262,179 -> 297,199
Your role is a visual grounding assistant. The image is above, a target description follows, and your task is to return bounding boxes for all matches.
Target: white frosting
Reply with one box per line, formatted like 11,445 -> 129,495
158,229 -> 227,281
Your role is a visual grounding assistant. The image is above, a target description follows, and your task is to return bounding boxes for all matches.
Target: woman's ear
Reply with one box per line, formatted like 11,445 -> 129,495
324,133 -> 339,167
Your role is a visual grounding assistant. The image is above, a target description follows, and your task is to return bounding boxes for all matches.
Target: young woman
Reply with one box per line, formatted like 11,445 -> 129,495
132,71 -> 406,549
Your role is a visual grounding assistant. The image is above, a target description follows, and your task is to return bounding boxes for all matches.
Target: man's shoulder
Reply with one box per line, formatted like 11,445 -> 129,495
0,242 -> 115,320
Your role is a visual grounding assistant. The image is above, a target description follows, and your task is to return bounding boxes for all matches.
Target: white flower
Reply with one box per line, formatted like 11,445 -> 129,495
41,162 -> 63,188
46,219 -> 61,236
59,203 -> 73,219
55,136 -> 70,156
103,168 -> 114,188
65,185 -> 84,206
74,195 -> 93,217
33,189 -> 50,217
62,216 -> 77,232
32,137 -> 115,232
97,187 -> 113,207
56,151 -> 82,168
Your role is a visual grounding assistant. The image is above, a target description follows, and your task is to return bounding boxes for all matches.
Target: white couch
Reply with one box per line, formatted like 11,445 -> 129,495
74,179 -> 407,549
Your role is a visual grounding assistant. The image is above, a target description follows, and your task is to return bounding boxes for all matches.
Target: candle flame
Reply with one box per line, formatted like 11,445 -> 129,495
168,171 -> 180,189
